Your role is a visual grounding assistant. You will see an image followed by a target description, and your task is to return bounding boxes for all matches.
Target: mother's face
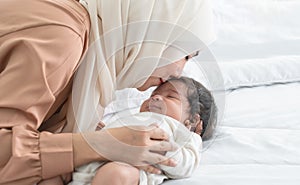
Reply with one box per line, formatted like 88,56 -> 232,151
137,57 -> 187,91
137,51 -> 199,91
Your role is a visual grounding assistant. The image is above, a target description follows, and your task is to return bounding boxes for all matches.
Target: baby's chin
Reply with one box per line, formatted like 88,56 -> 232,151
140,108 -> 163,115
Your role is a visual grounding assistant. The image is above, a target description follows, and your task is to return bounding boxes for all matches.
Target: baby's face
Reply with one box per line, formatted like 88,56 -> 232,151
140,80 -> 190,123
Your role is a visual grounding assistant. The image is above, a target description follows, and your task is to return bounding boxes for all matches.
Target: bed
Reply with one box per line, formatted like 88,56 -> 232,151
103,0 -> 300,184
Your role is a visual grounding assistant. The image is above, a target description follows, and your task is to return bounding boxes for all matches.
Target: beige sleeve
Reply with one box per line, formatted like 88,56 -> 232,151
0,24 -> 87,184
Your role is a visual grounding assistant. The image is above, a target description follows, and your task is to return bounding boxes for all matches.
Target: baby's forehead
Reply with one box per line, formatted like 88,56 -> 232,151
154,80 -> 187,93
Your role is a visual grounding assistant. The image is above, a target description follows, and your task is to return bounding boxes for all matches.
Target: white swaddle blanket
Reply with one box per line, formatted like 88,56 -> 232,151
69,112 -> 202,185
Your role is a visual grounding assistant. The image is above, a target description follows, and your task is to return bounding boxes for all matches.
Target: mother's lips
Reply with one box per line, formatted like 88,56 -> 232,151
159,78 -> 166,85
160,78 -> 164,84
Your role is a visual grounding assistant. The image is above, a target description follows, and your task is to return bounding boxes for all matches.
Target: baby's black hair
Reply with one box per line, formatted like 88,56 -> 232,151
167,77 -> 217,141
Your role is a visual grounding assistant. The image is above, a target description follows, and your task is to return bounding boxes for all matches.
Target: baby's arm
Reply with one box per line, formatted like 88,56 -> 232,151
159,120 -> 202,179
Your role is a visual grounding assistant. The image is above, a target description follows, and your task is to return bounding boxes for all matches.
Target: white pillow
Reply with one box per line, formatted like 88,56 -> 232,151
184,54 -> 300,91
210,0 -> 300,60
219,56 -> 300,90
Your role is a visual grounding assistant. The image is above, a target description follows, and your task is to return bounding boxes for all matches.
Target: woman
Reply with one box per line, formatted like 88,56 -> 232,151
0,0 -> 215,184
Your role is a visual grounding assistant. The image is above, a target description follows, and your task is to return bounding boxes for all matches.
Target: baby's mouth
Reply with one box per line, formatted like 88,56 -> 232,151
148,105 -> 162,112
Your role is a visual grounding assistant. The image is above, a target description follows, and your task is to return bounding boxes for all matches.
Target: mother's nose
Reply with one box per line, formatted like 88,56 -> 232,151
171,66 -> 184,79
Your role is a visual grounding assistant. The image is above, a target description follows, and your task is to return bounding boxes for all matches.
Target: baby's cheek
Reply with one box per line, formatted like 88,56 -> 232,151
166,107 -> 181,121
140,99 -> 151,112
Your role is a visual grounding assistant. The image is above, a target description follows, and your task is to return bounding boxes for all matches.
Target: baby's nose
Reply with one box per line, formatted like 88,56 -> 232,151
151,94 -> 163,101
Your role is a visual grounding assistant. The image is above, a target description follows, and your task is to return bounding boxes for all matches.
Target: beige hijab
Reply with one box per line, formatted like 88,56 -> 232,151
68,0 -> 216,132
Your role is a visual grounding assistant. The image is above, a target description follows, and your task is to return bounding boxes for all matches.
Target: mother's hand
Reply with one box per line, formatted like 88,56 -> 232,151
81,124 -> 178,168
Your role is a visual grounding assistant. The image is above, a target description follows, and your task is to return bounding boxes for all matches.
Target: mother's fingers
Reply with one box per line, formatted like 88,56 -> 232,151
143,151 -> 177,167
138,165 -> 162,175
141,140 -> 178,167
158,157 -> 177,167
148,125 -> 169,141
149,140 -> 177,153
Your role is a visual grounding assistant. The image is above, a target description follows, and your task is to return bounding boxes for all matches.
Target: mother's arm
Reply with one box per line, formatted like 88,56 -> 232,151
0,26 -> 86,184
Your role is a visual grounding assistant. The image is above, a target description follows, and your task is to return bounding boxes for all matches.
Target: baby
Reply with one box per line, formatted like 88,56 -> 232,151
70,76 -> 217,185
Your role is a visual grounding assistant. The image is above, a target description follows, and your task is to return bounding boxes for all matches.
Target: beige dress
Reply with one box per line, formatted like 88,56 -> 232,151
0,0 -> 90,184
